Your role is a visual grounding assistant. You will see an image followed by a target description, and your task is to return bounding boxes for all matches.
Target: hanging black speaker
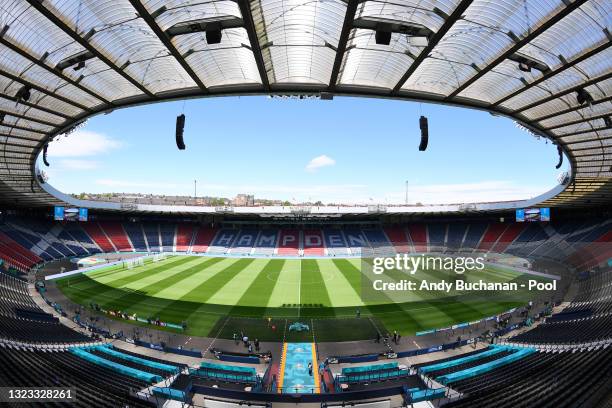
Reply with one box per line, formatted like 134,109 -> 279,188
43,144 -> 50,166
555,145 -> 563,169
176,114 -> 186,150
375,29 -> 391,45
206,24 -> 222,44
418,115 -> 428,151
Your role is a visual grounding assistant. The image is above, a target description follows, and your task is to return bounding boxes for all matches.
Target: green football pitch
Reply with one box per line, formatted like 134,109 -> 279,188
55,255 -> 551,342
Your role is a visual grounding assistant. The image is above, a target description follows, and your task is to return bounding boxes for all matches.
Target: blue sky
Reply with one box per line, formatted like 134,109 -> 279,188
43,96 -> 569,205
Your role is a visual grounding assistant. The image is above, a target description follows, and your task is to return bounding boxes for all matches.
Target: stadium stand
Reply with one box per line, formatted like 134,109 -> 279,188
0,272 -> 91,343
323,229 -> 350,256
344,229 -> 368,256
175,224 -> 195,252
142,224 -> 161,253
445,223 -> 467,252
278,229 -> 300,256
191,227 -> 218,253
159,224 -> 176,252
82,223 -> 116,253
0,220 -> 610,269
384,227 -> 412,254
441,347 -> 612,408
302,229 -> 325,256
208,229 -> 238,254
0,347 -> 155,408
477,223 -> 507,252
427,224 -> 447,252
123,222 -> 148,252
462,223 -> 488,252
230,229 -> 259,255
0,231 -> 42,272
100,222 -> 133,252
489,223 -> 525,253
252,230 -> 278,255
63,223 -> 100,254
407,224 -> 428,252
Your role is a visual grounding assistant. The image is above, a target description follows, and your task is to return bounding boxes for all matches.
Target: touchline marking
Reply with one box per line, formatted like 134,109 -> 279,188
203,316 -> 230,355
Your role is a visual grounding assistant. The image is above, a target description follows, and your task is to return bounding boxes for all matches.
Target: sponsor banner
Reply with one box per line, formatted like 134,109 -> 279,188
415,329 -> 436,336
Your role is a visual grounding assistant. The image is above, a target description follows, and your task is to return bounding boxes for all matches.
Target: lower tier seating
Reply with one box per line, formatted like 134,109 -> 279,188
0,346 -> 155,408
442,347 -> 612,408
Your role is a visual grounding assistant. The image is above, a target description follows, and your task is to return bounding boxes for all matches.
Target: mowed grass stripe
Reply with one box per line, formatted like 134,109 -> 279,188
156,258 -> 257,319
266,259 -> 301,307
140,257 -> 226,297
101,257 -> 216,310
300,259 -> 332,307
179,258 -> 257,303
91,257 -> 211,306
148,258 -> 240,300
96,256 -> 194,288
207,259 -> 269,305
236,259 -> 285,307
321,260 -> 363,307
331,259 -> 362,296
56,256 -> 194,300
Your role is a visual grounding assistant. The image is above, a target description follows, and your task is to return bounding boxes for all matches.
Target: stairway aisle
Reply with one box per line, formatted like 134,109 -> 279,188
277,342 -> 320,394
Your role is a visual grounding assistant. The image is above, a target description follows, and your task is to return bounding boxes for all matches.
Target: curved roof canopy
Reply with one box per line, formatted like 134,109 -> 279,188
0,0 -> 610,208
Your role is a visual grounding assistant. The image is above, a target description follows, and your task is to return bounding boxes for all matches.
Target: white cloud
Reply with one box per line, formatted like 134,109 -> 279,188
380,181 -> 549,205
47,130 -> 123,157
58,159 -> 100,170
305,155 -> 336,172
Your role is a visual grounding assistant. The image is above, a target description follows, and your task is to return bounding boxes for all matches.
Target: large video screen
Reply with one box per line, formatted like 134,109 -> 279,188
516,207 -> 550,222
54,206 -> 88,222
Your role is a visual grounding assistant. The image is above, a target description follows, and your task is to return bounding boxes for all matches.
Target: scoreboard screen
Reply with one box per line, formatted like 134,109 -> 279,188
53,206 -> 88,222
516,208 -> 550,222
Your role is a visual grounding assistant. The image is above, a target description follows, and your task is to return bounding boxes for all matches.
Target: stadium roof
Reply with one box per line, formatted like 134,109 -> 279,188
0,0 -> 610,209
